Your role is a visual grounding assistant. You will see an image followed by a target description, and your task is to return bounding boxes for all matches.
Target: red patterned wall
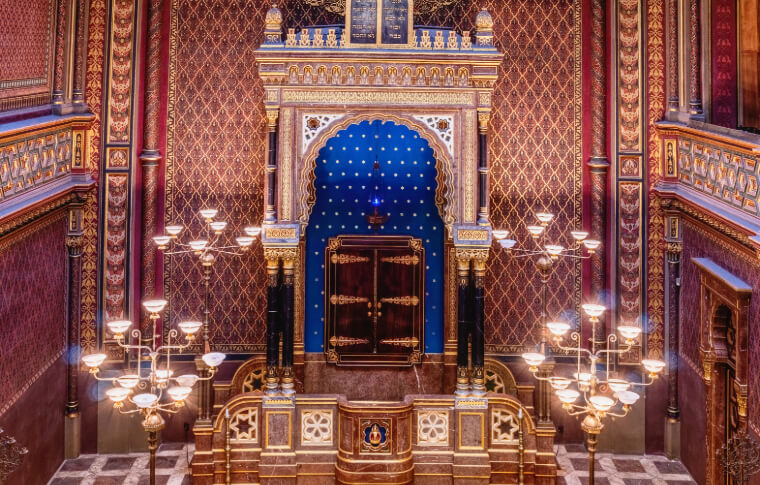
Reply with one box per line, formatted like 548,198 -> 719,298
0,0 -> 56,110
0,213 -> 67,416
710,0 -> 738,129
166,0 -> 271,352
679,219 -> 760,435
484,0 -> 582,351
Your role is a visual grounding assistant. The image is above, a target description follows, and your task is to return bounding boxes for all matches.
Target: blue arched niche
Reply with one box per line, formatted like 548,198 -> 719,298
304,120 -> 445,354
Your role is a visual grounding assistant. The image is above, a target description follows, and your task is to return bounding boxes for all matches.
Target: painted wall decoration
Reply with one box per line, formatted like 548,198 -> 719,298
0,213 -> 67,416
0,0 -> 56,110
166,0 -> 269,352
0,128 -> 72,201
484,0 -> 582,352
305,120 -> 444,354
710,0 -> 738,129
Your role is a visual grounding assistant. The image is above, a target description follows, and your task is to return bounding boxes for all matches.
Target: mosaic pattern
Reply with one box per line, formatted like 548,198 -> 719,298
166,0 -> 269,352
0,213 -> 67,416
484,0 -> 582,351
0,0 -> 55,110
677,137 -> 760,217
0,128 -> 72,201
50,443 -> 191,485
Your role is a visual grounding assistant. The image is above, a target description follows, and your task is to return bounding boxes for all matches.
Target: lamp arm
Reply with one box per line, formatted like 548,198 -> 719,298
196,367 -> 219,381
163,249 -> 196,256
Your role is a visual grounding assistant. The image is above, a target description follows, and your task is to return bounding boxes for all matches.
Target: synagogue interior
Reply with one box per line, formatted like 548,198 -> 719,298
1,0 -> 760,483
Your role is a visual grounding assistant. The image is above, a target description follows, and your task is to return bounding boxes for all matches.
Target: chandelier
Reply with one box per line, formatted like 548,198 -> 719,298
494,212 -> 666,485
80,208 -> 261,485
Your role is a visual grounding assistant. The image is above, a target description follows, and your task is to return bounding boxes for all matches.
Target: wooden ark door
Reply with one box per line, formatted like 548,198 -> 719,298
325,235 -> 424,366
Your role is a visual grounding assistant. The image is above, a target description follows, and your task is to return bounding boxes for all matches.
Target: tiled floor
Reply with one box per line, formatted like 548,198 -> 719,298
49,443 -> 192,485
50,442 -> 697,484
557,444 -> 697,485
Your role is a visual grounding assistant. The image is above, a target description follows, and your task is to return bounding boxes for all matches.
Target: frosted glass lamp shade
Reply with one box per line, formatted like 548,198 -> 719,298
617,390 -> 640,405
581,303 -> 606,318
167,386 -> 192,402
107,320 -> 132,335
178,321 -> 203,335
142,299 -> 168,314
117,374 -> 140,389
244,226 -> 262,237
642,359 -> 666,374
199,209 -> 218,220
155,369 -> 173,383
547,321 -> 570,337
536,212 -> 555,224
618,325 -> 642,341
82,353 -> 106,369
607,378 -> 630,393
209,221 -> 227,232
133,393 -> 159,409
556,389 -> 580,404
522,352 -> 545,368
570,230 -> 588,241
589,395 -> 615,412
549,376 -> 571,390
188,240 -> 208,252
153,236 -> 171,248
236,236 -> 254,248
545,245 -> 564,256
573,372 -> 593,387
202,352 -> 226,368
176,374 -> 199,387
165,225 -> 183,236
527,225 -> 544,237
492,229 -> 510,240
106,387 -> 131,403
499,239 -> 517,249
583,239 -> 601,251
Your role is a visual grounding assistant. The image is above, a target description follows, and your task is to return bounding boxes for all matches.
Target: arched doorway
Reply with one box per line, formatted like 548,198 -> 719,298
304,120 -> 445,360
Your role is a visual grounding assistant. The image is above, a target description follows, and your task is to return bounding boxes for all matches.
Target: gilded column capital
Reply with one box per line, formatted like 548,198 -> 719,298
266,109 -> 279,130
455,247 -> 489,265
66,235 -> 84,257
477,111 -> 491,134
666,242 -> 682,262
264,246 -> 298,263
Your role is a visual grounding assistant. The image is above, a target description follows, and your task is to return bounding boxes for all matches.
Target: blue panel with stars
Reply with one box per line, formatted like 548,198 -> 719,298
305,120 -> 444,354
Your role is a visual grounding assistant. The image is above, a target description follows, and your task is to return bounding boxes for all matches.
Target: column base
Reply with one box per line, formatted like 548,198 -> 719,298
664,418 -> 681,459
64,414 -> 81,459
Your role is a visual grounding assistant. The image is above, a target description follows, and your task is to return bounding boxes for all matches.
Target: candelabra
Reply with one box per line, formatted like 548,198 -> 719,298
81,299 -> 224,485
494,212 -> 666,484
81,209 -> 261,485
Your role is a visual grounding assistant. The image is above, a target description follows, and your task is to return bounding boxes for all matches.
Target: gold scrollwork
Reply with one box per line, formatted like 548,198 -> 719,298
380,255 -> 420,265
329,336 -> 370,347
380,296 -> 420,306
329,295 -> 369,305
379,337 -> 420,348
331,254 -> 370,264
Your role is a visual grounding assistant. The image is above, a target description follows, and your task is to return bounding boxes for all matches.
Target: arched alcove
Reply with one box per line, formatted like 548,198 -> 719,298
304,120 -> 445,356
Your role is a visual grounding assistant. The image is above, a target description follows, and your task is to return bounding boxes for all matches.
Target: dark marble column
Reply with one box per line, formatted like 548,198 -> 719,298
589,0 -> 609,332
139,0 -> 164,331
72,0 -> 88,108
666,243 -> 681,420
667,0 -> 680,111
477,113 -> 490,225
65,207 -> 84,458
470,254 -> 487,396
688,0 -> 704,116
455,255 -> 471,396
265,252 -> 281,395
265,111 -> 279,224
52,0 -> 68,106
280,251 -> 296,395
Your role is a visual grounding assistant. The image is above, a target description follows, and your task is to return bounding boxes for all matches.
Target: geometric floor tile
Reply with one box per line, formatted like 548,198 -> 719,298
48,443 -> 192,485
51,442 -> 697,484
556,444 -> 697,485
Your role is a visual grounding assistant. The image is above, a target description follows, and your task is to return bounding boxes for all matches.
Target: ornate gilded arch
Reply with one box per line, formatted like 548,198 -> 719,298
298,112 -> 456,235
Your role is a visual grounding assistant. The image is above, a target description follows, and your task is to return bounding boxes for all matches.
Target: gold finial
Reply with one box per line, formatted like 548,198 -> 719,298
476,7 -> 494,32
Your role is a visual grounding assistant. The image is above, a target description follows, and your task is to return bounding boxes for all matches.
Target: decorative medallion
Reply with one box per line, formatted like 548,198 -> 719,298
417,410 -> 448,445
301,409 -> 334,445
360,419 -> 391,453
302,113 -> 345,155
